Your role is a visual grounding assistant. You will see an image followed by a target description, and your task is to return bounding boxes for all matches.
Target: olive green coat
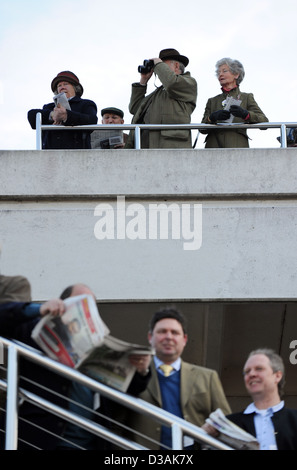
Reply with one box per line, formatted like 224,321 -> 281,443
128,360 -> 231,449
125,62 -> 197,149
201,87 -> 268,148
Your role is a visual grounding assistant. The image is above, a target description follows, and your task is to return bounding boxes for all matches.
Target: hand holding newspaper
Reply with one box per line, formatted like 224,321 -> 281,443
220,96 -> 242,123
31,295 -> 154,392
205,408 -> 260,450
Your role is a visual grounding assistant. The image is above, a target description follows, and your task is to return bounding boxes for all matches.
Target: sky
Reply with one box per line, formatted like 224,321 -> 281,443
1,0 -> 297,150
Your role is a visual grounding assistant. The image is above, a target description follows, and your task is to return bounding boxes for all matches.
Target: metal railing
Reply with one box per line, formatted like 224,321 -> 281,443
0,336 -> 232,451
35,112 -> 297,150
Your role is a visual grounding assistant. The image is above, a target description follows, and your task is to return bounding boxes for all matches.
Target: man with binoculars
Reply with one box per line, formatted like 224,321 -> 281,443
125,48 -> 197,149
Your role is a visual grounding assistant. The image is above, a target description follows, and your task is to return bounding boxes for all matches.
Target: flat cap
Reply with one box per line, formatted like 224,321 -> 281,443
101,107 -> 124,118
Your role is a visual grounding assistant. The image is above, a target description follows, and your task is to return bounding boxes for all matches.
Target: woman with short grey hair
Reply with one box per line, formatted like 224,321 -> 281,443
215,58 -> 245,85
201,57 -> 268,148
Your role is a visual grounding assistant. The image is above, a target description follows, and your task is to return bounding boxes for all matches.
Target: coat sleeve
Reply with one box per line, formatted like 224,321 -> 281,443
64,99 -> 98,126
245,93 -> 268,123
128,83 -> 148,116
209,370 -> 232,416
0,302 -> 39,338
27,103 -> 54,129
201,98 -> 213,131
154,62 -> 197,105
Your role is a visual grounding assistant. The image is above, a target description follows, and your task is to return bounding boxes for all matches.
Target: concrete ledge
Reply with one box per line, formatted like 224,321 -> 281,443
1,148 -> 297,199
1,148 -> 297,302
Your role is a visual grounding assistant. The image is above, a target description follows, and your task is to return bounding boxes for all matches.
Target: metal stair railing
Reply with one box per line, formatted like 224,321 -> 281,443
35,112 -> 297,149
0,336 -> 232,451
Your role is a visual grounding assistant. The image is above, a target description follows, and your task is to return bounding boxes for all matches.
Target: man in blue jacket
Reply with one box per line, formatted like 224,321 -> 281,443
28,71 -> 98,149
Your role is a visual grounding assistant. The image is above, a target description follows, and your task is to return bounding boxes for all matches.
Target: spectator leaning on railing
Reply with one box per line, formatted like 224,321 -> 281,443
201,58 -> 268,148
27,71 -> 98,149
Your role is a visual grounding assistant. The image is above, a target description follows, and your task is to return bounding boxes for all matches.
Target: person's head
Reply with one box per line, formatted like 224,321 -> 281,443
51,71 -> 84,98
60,283 -> 95,300
159,48 -> 189,75
243,348 -> 285,400
277,127 -> 297,147
215,58 -> 245,88
148,307 -> 188,364
101,107 -> 124,125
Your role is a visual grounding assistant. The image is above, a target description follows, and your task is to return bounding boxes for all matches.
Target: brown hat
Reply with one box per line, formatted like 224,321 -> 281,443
51,71 -> 84,96
159,48 -> 189,67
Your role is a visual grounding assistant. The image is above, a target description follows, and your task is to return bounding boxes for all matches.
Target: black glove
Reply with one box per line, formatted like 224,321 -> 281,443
209,110 -> 231,122
229,105 -> 249,119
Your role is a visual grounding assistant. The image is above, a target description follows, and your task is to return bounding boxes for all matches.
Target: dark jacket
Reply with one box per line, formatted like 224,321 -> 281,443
28,95 -> 98,149
0,302 -> 70,449
228,407 -> 297,450
0,302 -> 150,450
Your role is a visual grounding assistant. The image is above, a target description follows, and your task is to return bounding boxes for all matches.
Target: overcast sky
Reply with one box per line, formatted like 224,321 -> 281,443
1,0 -> 296,150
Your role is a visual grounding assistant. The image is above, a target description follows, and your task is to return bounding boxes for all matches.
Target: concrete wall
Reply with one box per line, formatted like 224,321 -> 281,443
1,148 -> 297,302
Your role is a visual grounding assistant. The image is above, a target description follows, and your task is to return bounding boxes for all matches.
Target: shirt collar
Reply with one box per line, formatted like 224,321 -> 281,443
154,355 -> 181,372
221,85 -> 238,93
244,400 -> 285,415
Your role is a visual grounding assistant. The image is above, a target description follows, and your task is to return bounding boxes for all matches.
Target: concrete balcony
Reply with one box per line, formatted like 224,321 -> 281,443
1,147 -> 297,409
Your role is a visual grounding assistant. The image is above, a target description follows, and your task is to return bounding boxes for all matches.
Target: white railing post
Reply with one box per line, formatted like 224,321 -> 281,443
280,123 -> 287,148
5,344 -> 19,450
134,126 -> 141,149
36,112 -> 42,150
171,423 -> 183,449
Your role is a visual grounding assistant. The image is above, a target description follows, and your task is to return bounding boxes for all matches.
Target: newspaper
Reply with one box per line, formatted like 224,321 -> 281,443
31,295 -> 153,392
53,92 -> 71,110
205,408 -> 260,450
91,129 -> 124,149
220,96 -> 242,123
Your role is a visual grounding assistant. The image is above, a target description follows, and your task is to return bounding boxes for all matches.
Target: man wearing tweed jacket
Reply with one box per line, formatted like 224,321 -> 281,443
129,307 -> 231,449
125,48 -> 197,149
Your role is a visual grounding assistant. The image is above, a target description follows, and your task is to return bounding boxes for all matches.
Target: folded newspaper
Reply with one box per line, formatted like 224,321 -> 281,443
31,295 -> 153,392
91,129 -> 124,149
53,92 -> 71,110
206,408 -> 260,450
220,96 -> 242,123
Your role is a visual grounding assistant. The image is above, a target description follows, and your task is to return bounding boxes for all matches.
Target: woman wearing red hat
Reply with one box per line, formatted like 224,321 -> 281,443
28,71 -> 98,149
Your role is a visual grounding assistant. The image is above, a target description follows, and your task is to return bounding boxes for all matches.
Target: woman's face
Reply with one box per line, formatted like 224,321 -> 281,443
217,64 -> 239,89
56,81 -> 76,98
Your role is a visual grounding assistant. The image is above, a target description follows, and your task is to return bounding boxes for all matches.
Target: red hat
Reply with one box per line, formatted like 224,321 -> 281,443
51,71 -> 84,96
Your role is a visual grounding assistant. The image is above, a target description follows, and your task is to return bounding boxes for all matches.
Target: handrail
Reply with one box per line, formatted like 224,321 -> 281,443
35,112 -> 297,150
0,336 -> 232,451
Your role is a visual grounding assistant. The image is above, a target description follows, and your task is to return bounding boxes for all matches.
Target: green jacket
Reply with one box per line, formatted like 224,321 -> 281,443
201,87 -> 268,148
125,62 -> 197,149
129,360 -> 231,449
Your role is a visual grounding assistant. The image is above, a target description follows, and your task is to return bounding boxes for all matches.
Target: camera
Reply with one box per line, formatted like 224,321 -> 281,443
138,59 -> 154,74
